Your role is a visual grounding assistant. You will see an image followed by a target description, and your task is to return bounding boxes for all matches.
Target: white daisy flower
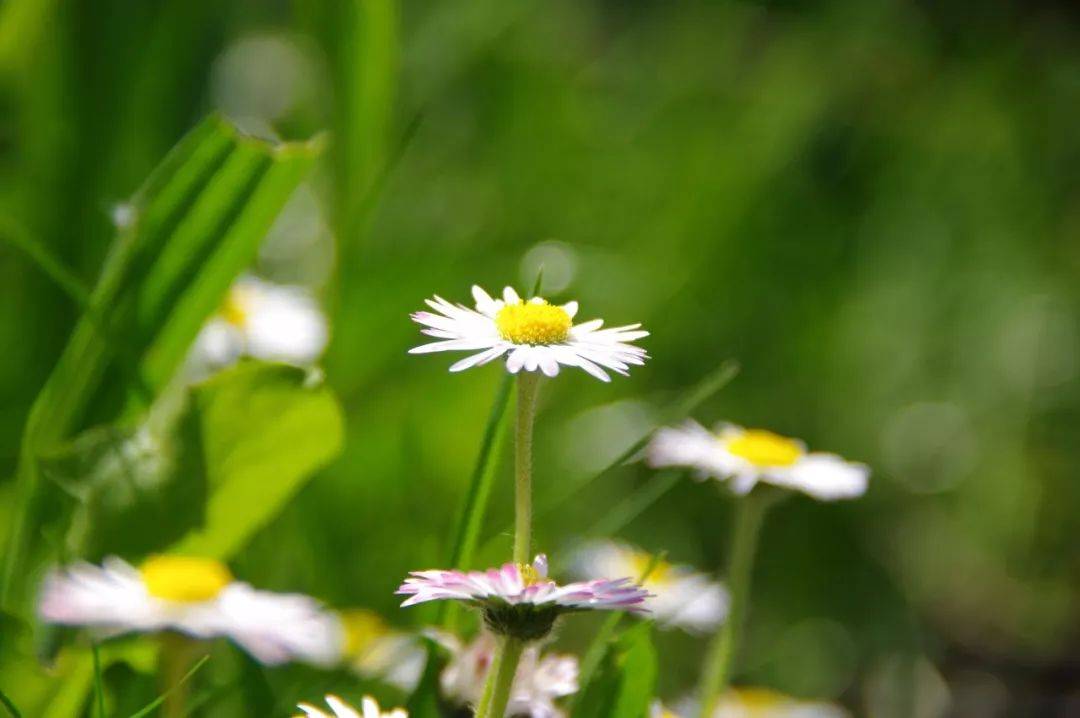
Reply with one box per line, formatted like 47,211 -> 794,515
647,421 -> 869,501
338,609 -> 427,693
409,285 -> 649,381
672,688 -> 850,718
38,555 -> 342,666
192,275 -> 328,369
571,541 -> 728,634
296,695 -> 407,718
440,632 -> 578,718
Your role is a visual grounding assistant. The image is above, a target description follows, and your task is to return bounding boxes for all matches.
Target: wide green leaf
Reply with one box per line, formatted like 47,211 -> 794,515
2,115 -> 322,607
170,362 -> 344,559
571,621 -> 658,718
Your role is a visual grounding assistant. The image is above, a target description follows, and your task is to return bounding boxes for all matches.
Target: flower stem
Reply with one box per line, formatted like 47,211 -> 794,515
475,636 -> 525,718
696,492 -> 771,718
512,372 -> 540,565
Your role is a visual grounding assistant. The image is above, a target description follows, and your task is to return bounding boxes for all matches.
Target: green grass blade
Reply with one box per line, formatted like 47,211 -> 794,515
0,688 -> 21,718
126,655 -> 209,718
0,215 -> 92,308
1,115 -> 322,609
483,360 -> 738,553
438,373 -> 513,631
90,643 -> 106,718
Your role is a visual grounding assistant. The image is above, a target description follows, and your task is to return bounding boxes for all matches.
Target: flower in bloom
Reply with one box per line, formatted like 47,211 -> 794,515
338,609 -> 426,692
440,632 -> 578,718
667,688 -> 849,718
647,421 -> 869,501
409,285 -> 648,381
397,555 -> 650,640
39,556 -> 341,666
296,695 -> 407,718
193,275 -> 328,370
571,541 -> 728,634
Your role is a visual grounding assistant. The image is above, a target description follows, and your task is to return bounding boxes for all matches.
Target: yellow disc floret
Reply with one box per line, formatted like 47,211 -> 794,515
496,300 -> 571,345
628,551 -> 674,588
220,286 -> 254,328
339,609 -> 390,658
725,429 -> 803,468
140,555 -> 232,603
519,562 -> 548,586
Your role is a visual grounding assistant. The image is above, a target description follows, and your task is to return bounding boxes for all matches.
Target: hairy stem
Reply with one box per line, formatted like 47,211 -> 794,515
512,372 -> 540,565
475,636 -> 524,718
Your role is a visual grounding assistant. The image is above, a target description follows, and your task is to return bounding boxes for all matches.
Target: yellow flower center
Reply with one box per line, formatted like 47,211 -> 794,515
140,555 -> 232,603
629,551 -> 674,588
495,300 -> 571,345
519,563 -> 547,586
727,687 -> 786,709
725,429 -> 803,468
220,286 -> 254,328
339,609 -> 390,657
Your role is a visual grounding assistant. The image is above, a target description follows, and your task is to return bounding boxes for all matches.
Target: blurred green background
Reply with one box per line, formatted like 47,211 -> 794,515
1,0 -> 1078,715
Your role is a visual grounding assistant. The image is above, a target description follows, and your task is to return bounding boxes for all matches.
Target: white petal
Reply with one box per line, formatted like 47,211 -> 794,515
506,347 -> 529,373
409,338 -> 500,354
199,584 -> 343,666
242,281 -> 328,365
561,300 -> 578,318
449,345 -> 510,372
503,286 -> 521,304
472,285 -> 501,316
773,453 -> 869,500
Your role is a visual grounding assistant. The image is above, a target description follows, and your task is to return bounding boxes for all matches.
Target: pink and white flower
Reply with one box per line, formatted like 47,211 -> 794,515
409,285 -> 648,381
396,554 -> 650,614
440,632 -> 578,718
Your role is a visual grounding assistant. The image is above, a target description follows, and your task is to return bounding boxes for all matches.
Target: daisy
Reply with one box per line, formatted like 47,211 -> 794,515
38,555 -> 342,666
396,555 -> 650,641
296,695 -> 407,718
192,275 -> 328,369
409,285 -> 648,381
440,632 -> 578,718
672,688 -> 849,718
338,609 -> 426,692
571,541 -> 728,634
647,421 -> 869,501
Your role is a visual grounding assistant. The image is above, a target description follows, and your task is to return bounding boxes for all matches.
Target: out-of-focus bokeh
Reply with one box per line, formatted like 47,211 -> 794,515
1,0 -> 1078,715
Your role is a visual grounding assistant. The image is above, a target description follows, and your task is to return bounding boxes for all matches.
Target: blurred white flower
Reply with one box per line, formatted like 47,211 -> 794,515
296,695 -> 407,718
338,609 -> 427,692
648,421 -> 868,501
650,702 -> 681,718
39,555 -> 341,666
192,275 -> 328,370
672,688 -> 850,718
440,632 -> 578,718
571,541 -> 728,634
409,285 -> 648,381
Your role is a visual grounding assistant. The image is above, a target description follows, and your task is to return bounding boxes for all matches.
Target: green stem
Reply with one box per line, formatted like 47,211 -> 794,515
160,633 -> 197,718
697,493 -> 771,718
512,372 -> 540,565
474,636 -> 524,718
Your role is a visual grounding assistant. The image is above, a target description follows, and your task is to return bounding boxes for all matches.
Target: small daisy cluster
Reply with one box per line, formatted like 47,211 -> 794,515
34,277 -> 866,718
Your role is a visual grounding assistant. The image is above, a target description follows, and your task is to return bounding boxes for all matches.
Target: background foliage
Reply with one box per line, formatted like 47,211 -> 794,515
1,0 -> 1078,716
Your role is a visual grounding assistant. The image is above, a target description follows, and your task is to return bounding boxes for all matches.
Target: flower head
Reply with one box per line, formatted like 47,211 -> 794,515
193,275 -> 328,370
669,688 -> 850,718
571,541 -> 728,633
39,556 -> 341,666
440,632 -> 578,718
396,555 -> 649,640
296,695 -> 407,718
409,285 -> 648,381
648,421 -> 869,501
338,609 -> 426,692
